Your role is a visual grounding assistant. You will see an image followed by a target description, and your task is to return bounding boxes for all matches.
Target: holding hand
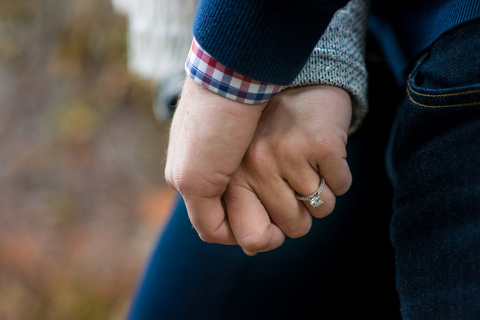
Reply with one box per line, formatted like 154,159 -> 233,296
165,80 -> 352,253
165,78 -> 266,245
225,85 -> 352,253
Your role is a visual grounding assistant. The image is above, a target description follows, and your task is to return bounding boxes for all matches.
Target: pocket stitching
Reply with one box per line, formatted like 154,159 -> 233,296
407,81 -> 480,108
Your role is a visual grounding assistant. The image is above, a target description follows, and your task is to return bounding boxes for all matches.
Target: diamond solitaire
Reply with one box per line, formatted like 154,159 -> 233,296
295,178 -> 325,208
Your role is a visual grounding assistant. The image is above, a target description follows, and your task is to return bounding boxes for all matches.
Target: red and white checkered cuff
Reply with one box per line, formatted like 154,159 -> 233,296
185,38 -> 283,104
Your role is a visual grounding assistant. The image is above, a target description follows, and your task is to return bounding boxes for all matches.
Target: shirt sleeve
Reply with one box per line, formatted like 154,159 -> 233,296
192,0 -> 350,85
185,38 -> 283,104
289,0 -> 371,133
186,0 -> 371,133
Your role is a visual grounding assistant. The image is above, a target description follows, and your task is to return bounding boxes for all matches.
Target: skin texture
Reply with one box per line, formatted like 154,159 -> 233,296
165,78 -> 352,253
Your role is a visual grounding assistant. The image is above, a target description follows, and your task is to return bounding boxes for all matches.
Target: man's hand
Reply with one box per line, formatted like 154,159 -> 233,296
165,77 -> 266,245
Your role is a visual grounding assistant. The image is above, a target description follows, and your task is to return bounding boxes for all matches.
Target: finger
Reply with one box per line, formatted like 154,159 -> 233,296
314,137 -> 352,196
284,161 -> 335,218
255,176 -> 313,239
319,158 -> 352,196
184,195 -> 238,245
224,183 -> 286,253
297,180 -> 337,219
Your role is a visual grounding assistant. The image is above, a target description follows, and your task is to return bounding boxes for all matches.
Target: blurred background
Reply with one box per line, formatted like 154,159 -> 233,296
0,0 -> 178,318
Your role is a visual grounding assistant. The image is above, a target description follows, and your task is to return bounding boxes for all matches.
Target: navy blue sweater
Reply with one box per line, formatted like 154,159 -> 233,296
193,0 -> 349,85
192,0 -> 480,85
370,0 -> 480,83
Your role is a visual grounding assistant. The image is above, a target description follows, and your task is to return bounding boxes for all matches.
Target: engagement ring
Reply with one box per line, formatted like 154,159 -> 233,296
295,178 -> 325,208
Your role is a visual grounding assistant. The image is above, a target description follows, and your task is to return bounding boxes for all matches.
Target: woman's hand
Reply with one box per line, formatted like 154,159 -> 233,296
224,85 -> 353,253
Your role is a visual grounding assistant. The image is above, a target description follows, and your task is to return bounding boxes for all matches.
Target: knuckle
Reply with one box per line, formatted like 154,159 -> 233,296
238,232 -> 271,252
196,228 -> 225,244
243,141 -> 270,172
276,135 -> 295,154
315,135 -> 338,156
197,232 -> 217,244
164,163 -> 193,194
314,135 -> 347,164
330,170 -> 352,196
283,219 -> 312,239
164,165 -> 175,188
167,167 -> 230,197
169,174 -> 191,195
335,175 -> 352,196
164,174 -> 175,190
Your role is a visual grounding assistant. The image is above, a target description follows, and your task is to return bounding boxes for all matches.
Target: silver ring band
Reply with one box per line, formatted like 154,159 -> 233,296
296,178 -> 325,208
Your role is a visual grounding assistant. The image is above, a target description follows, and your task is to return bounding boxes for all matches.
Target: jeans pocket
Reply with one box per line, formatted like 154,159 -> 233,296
406,19 -> 480,109
387,28 -> 480,189
407,53 -> 480,110
386,22 -> 480,319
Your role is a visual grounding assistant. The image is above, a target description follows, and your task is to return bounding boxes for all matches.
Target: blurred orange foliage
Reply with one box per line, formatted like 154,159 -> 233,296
0,0 -> 175,319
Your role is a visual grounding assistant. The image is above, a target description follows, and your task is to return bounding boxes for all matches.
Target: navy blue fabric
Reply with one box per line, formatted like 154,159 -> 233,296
193,0 -> 348,85
369,0 -> 480,84
193,0 -> 480,86
386,20 -> 480,319
129,151 -> 400,318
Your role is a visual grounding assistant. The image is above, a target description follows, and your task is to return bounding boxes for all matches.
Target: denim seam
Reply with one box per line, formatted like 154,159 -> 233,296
407,82 -> 480,108
408,82 -> 480,97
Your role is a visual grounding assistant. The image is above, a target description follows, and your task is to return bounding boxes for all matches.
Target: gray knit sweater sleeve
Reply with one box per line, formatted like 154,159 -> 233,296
289,0 -> 370,133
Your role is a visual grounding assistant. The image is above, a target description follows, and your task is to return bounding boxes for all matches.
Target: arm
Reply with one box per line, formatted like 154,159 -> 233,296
166,0 -> 370,250
289,0 -> 371,133
223,0 -> 370,253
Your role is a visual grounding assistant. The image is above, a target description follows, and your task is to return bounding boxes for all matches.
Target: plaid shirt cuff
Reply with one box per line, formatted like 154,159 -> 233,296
185,38 -> 283,104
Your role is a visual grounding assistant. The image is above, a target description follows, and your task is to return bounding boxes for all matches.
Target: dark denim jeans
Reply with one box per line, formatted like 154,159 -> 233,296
128,21 -> 480,319
128,141 -> 400,319
386,20 -> 480,319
